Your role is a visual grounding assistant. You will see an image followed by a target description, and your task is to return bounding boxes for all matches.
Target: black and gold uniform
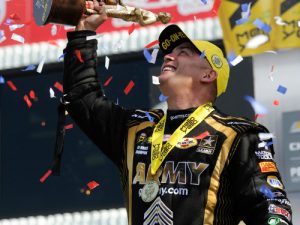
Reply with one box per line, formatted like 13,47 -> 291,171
62,30 -> 292,225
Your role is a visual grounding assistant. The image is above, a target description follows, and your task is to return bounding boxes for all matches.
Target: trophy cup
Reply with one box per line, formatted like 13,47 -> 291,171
33,0 -> 172,27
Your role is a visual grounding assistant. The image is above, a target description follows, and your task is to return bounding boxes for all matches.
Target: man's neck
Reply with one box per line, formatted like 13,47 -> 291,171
166,95 -> 211,110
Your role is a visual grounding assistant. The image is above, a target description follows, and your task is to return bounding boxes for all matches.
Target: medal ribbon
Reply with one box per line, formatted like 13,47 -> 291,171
151,103 -> 214,175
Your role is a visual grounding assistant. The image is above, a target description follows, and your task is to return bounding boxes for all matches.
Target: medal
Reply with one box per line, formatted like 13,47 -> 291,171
141,180 -> 159,202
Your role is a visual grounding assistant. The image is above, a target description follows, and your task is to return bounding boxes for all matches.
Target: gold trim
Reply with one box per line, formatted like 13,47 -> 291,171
203,117 -> 237,224
126,121 -> 154,225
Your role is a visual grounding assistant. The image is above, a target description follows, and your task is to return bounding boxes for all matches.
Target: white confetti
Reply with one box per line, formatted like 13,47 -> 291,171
49,87 -> 56,98
298,21 -> 300,27
51,25 -> 57,36
245,34 -> 268,49
152,76 -> 160,85
258,133 -> 275,141
241,3 -> 251,19
150,49 -> 159,64
86,34 -> 103,41
265,50 -> 277,54
9,24 -> 25,31
229,55 -> 243,66
11,33 -> 25,44
258,141 -> 267,148
105,56 -> 110,70
64,25 -> 75,31
37,56 -> 45,73
274,16 -> 287,26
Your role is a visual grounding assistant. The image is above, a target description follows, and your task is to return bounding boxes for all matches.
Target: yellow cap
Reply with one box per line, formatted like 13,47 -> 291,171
159,24 -> 230,97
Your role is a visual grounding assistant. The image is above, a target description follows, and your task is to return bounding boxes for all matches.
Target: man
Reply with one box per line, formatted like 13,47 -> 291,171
60,0 -> 293,224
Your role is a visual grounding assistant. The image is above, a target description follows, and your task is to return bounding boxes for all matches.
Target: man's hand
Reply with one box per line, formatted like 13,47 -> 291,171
76,0 -> 107,31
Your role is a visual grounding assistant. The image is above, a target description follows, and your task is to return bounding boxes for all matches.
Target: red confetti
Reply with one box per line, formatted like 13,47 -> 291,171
40,169 -> 52,183
24,95 -> 32,108
6,80 -> 17,91
128,23 -> 135,35
195,131 -> 210,140
29,90 -> 36,99
64,123 -> 74,130
9,13 -> 21,20
144,40 -> 159,49
255,114 -> 266,120
54,82 -> 63,93
124,80 -> 135,95
87,180 -> 99,190
273,99 -> 279,106
75,50 -> 84,63
104,76 -> 113,87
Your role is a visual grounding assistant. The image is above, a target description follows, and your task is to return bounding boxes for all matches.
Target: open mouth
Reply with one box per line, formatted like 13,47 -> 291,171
161,65 -> 176,72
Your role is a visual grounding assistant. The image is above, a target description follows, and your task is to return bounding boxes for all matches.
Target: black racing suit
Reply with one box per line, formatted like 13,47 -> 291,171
62,30 -> 293,225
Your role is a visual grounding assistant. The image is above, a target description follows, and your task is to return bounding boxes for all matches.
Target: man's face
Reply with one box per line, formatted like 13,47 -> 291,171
159,42 -> 212,92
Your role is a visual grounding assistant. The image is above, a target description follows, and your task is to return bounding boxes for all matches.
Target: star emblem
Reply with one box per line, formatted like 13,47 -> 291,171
202,136 -> 215,147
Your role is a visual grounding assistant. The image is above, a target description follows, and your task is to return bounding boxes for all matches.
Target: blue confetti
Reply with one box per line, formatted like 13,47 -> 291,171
159,93 -> 168,102
266,141 -> 273,147
241,3 -> 249,12
0,75 -> 5,84
259,185 -> 274,199
277,85 -> 287,94
143,49 -> 152,63
145,112 -> 154,122
244,95 -> 268,115
200,0 -> 207,4
253,19 -> 272,33
58,53 -> 66,61
22,64 -> 36,71
200,50 -> 206,59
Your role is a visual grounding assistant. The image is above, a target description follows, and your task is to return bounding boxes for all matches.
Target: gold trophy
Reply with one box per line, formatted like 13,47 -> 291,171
33,0 -> 172,26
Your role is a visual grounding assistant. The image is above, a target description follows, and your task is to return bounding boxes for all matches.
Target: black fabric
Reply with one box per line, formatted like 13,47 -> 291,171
59,30 -> 293,225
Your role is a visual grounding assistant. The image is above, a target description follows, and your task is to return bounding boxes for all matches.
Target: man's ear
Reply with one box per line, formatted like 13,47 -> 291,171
200,69 -> 217,83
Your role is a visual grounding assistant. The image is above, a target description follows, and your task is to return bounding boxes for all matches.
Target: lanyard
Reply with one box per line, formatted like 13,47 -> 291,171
150,103 -> 214,175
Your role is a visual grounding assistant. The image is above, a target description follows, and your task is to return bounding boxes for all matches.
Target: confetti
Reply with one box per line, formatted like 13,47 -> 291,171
258,141 -> 267,148
37,56 -> 45,73
228,54 -> 243,66
143,48 -> 152,63
87,180 -> 99,190
244,95 -> 268,115
145,112 -> 154,122
104,76 -> 113,87
64,123 -> 73,130
277,85 -> 287,94
51,24 -> 57,36
9,13 -> 21,20
265,50 -> 277,54
11,33 -> 25,44
273,99 -> 279,106
245,34 -> 268,49
259,185 -> 274,199
195,131 -> 210,140
253,18 -> 272,33
0,75 -> 5,84
0,30 -> 6,43
200,50 -> 206,59
200,0 -> 207,4
86,33 -> 103,41
152,76 -> 160,85
6,80 -> 17,91
128,23 -> 135,35
49,87 -> 56,98
258,133 -> 275,141
159,93 -> 168,102
124,80 -> 135,95
9,24 -> 25,31
235,18 -> 249,25
41,121 -> 46,127
266,141 -> 273,147
40,169 -> 52,183
105,56 -> 110,70
274,16 -> 287,26
150,49 -> 159,64
23,95 -> 32,108
144,40 -> 159,49
54,81 -> 63,93
22,64 -> 36,71
298,21 -> 300,27
58,53 -> 65,61
75,50 -> 84,63
29,90 -> 37,100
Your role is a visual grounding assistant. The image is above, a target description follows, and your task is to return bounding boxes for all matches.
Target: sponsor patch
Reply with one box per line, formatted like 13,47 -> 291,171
268,204 -> 291,222
259,162 -> 278,173
176,138 -> 197,149
255,150 -> 273,160
196,135 -> 218,155
267,176 -> 283,189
